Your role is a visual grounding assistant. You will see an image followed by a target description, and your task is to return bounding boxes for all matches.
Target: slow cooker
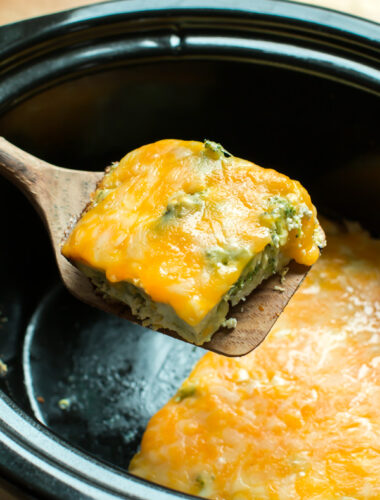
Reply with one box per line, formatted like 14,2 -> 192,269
0,0 -> 379,498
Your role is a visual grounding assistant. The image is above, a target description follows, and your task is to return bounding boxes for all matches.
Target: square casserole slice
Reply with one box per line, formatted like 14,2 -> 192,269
62,139 -> 325,345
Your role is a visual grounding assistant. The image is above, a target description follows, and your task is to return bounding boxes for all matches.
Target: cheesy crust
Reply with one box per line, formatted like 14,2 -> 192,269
62,139 -> 324,344
129,222 -> 380,499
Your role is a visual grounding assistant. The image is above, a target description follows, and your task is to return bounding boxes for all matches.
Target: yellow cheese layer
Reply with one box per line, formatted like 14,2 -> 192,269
129,222 -> 380,499
62,139 -> 323,326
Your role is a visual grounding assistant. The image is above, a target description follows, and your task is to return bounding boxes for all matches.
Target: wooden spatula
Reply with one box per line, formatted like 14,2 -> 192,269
0,137 -> 310,356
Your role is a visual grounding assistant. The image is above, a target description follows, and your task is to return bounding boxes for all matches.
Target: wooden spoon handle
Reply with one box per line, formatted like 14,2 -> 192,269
0,136 -> 105,249
0,137 -> 55,217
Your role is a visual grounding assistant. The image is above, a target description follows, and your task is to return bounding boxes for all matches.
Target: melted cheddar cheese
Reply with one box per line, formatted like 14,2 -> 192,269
129,222 -> 380,499
62,140 -> 323,328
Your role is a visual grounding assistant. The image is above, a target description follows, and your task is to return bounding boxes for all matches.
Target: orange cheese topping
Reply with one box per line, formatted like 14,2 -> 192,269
62,139 -> 322,326
129,222 -> 380,499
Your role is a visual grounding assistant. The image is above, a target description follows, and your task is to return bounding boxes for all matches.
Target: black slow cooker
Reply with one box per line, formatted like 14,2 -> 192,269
0,0 -> 379,498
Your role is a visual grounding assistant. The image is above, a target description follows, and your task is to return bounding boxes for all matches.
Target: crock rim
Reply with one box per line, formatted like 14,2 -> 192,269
0,1 -> 379,498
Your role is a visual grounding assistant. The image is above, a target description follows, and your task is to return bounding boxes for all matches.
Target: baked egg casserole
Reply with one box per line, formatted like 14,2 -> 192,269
129,221 -> 380,499
62,139 -> 325,345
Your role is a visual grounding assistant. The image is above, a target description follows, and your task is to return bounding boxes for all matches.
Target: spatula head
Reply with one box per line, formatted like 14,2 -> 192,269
0,137 -> 311,357
49,167 -> 310,358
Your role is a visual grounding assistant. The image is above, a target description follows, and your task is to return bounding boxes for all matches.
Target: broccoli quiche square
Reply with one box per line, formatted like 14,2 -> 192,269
62,139 -> 325,345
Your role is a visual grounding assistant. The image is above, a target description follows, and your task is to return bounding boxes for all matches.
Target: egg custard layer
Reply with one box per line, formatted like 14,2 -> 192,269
129,222 -> 380,499
62,139 -> 324,344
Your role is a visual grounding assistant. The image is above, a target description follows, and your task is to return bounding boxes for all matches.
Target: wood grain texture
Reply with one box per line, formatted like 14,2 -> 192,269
0,0 -> 107,25
202,261 -> 310,356
0,137 -> 311,357
0,0 -> 378,25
